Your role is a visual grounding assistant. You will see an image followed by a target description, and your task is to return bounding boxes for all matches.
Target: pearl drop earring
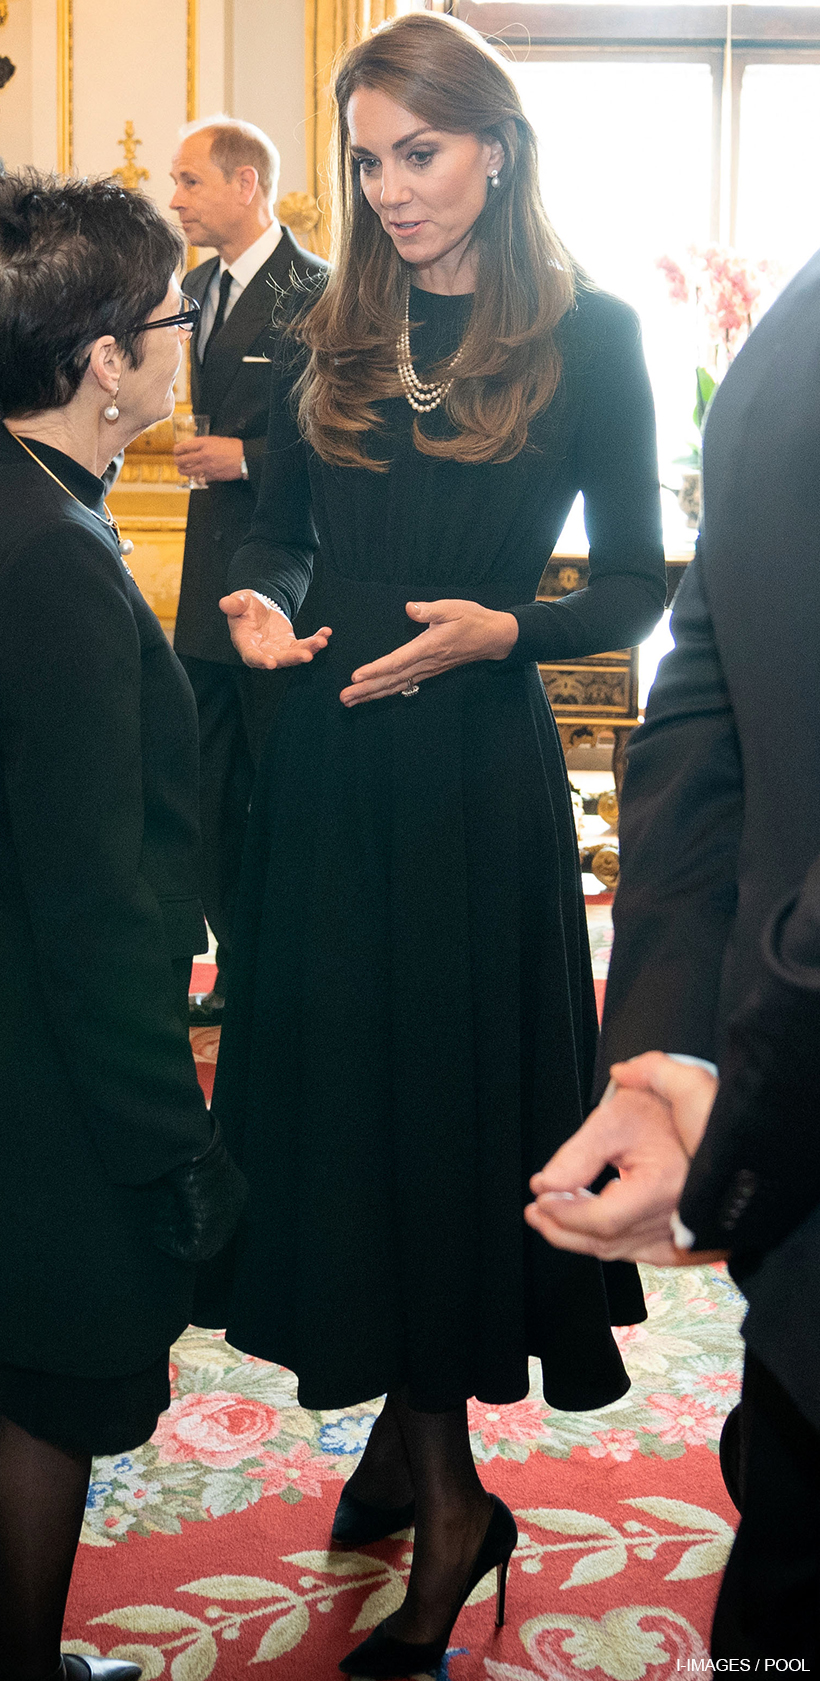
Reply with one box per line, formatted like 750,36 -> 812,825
104,390 -> 120,423
489,170 -> 500,189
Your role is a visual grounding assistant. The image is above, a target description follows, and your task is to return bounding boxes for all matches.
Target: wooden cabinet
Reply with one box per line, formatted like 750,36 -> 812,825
537,552 -> 691,793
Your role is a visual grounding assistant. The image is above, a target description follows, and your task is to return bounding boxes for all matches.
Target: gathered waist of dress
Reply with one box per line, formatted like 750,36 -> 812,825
298,562 -> 526,687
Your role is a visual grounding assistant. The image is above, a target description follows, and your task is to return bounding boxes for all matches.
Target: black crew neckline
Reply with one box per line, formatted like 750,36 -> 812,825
409,285 -> 473,306
13,434 -> 107,515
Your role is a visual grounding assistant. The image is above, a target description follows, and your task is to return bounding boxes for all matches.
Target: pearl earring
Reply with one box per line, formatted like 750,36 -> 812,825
489,170 -> 500,189
103,391 -> 120,423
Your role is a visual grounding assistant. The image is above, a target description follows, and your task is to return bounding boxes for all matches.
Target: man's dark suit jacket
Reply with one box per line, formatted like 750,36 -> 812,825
597,247 -> 820,1425
679,857 -> 820,1432
175,226 -> 328,666
0,426 -> 212,1377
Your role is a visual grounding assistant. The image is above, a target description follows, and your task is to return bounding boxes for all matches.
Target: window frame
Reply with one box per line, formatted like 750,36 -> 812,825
449,2 -> 820,242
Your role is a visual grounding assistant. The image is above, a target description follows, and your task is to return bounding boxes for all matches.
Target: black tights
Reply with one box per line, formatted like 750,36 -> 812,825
0,1413 -> 91,1681
347,1391 -> 493,1645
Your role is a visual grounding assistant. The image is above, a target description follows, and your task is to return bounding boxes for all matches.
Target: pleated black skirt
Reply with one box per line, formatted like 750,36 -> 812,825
198,567 -> 643,1411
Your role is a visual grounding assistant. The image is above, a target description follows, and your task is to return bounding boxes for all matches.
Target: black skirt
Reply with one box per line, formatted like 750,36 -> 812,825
199,568 -> 642,1412
0,1351 -> 171,1455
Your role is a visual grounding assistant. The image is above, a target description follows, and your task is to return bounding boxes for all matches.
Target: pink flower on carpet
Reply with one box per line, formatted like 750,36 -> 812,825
612,1322 -> 648,1351
587,1428 -> 640,1462
247,1441 -> 343,1498
467,1397 -> 550,1448
168,1361 -> 179,1398
189,1026 -> 221,1064
152,1391 -> 281,1468
687,1297 -> 718,1315
695,1370 -> 742,1397
644,1392 -> 722,1446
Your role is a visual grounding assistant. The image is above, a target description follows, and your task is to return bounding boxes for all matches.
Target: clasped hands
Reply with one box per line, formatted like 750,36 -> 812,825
219,594 -> 519,691
525,1054 -> 726,1267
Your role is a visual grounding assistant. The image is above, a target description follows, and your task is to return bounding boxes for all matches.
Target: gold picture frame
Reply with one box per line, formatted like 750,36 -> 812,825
56,0 -> 199,172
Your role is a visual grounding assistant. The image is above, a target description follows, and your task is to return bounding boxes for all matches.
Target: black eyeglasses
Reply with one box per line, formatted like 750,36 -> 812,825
140,296 -> 201,335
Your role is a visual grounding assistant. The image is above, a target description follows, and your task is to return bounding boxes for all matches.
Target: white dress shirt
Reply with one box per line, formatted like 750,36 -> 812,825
197,219 -> 283,355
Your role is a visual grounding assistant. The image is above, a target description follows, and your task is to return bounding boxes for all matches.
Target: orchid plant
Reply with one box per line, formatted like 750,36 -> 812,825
656,246 -> 780,467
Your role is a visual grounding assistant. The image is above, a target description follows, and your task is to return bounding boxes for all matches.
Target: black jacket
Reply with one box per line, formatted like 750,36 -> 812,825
596,248 -> 820,1422
174,227 -> 328,665
680,857 -> 820,1431
0,426 -> 212,1376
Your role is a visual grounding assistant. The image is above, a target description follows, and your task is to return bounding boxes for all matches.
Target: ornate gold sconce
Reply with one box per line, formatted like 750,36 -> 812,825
277,191 -> 321,254
113,120 -> 149,191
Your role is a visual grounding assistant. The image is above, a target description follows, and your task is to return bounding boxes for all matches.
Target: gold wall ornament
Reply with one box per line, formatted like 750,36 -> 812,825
305,0 -> 400,255
57,0 -> 74,172
277,190 -> 321,252
186,0 -> 198,122
113,120 -> 150,192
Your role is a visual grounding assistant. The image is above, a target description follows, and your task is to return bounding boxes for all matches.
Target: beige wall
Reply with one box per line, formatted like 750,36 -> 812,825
230,0 -> 307,196
0,0 -> 34,168
0,0 -> 307,199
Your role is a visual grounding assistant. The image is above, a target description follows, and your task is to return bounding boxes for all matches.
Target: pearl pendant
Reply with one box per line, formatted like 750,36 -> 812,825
119,538 -> 135,558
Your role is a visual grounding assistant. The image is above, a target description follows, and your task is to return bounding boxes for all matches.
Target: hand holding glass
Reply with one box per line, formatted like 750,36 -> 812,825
173,413 -> 210,489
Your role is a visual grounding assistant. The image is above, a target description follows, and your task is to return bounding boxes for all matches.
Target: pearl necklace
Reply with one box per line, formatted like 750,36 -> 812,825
396,283 -> 464,415
11,432 -> 136,573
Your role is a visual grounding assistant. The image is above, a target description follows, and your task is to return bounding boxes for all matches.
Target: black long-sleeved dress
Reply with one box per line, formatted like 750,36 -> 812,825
203,282 -> 667,1412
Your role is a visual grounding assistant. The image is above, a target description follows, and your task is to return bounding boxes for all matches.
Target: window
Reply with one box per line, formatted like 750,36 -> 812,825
451,3 -> 820,533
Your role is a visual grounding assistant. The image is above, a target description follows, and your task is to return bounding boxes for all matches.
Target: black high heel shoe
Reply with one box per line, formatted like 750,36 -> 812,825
338,1492 -> 517,1677
332,1485 -> 416,1547
62,1659 -> 142,1681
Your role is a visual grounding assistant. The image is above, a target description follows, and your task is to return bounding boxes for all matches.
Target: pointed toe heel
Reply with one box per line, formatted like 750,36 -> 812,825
63,1659 -> 142,1681
339,1492 -> 517,1677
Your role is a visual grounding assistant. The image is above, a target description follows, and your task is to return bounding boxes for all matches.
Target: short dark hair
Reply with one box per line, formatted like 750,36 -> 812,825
0,171 -> 185,417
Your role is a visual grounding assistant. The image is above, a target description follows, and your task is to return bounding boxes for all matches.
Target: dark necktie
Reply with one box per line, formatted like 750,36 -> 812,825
202,268 -> 233,362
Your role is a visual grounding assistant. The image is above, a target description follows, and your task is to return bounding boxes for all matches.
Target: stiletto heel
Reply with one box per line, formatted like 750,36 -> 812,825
339,1492 -> 517,1677
496,1554 -> 509,1627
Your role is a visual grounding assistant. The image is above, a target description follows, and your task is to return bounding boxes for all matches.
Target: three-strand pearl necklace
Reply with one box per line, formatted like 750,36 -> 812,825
396,282 -> 464,415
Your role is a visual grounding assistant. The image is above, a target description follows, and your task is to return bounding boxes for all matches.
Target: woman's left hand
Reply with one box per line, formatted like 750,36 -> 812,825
339,599 -> 519,707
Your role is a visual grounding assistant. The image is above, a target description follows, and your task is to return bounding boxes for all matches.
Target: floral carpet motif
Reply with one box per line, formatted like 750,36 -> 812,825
64,908 -> 744,1675
66,1263 -> 744,1677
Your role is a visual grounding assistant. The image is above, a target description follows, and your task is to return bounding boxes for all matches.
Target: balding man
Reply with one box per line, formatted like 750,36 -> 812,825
170,117 -> 327,1023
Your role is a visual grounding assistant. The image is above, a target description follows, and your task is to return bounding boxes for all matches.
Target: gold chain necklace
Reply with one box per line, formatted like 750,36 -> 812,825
10,432 -> 135,574
396,281 -> 464,415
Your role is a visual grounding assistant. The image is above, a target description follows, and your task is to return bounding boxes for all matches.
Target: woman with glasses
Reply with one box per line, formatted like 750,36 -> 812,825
204,13 -> 667,1677
0,174 -> 242,1681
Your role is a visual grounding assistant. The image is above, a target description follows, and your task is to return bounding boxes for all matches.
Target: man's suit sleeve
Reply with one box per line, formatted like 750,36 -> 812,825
678,852 -> 820,1259
0,524 -> 211,1185
595,545 -> 745,1093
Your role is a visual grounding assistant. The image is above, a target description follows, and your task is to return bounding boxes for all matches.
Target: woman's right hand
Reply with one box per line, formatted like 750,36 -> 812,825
219,590 -> 332,670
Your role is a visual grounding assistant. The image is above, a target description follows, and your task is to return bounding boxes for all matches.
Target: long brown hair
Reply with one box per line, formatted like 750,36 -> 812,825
293,12 -> 577,471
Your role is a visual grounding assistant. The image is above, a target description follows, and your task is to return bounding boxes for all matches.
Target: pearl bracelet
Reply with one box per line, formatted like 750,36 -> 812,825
249,590 -> 291,624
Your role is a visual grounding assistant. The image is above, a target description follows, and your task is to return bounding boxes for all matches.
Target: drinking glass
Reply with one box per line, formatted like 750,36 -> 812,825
172,412 -> 210,489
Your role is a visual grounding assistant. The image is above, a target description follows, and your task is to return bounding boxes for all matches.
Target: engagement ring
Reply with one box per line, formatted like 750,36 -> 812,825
401,682 -> 420,698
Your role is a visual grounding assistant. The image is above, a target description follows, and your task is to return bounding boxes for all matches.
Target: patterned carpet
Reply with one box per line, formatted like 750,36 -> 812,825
63,903 -> 745,1678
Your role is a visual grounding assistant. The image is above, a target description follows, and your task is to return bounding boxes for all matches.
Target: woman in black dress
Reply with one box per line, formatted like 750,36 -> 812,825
209,13 -> 666,1676
0,175 -> 243,1681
